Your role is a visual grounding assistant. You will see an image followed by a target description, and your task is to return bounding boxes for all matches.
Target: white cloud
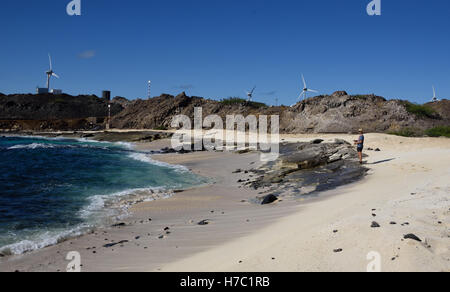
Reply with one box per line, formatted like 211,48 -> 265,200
78,50 -> 96,59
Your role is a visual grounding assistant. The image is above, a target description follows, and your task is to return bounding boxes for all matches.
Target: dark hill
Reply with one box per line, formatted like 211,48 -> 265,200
0,93 -> 122,120
1,92 -> 448,134
0,93 -> 123,132
111,91 -> 449,134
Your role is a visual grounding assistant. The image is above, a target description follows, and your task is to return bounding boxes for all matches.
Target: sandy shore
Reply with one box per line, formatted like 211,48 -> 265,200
0,133 -> 448,272
162,134 -> 450,272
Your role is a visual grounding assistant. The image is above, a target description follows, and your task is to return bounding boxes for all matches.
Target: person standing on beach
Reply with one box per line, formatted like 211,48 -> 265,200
354,129 -> 365,164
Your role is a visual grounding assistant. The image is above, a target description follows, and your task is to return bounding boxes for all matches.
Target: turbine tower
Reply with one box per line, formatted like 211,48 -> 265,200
298,74 -> 318,100
431,86 -> 439,102
246,86 -> 256,102
46,54 -> 59,91
148,80 -> 152,99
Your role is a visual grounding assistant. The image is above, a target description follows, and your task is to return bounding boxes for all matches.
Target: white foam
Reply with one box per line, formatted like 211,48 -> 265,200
78,186 -> 171,219
113,141 -> 134,150
7,135 -> 134,150
0,225 -> 90,255
8,143 -> 56,150
128,152 -> 189,172
7,143 -> 109,151
0,187 -> 174,256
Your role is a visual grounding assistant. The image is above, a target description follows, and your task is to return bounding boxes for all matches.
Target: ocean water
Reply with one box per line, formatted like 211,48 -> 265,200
0,136 -> 207,255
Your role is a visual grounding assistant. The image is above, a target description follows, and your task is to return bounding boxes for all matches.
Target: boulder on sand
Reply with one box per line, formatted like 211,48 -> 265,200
259,194 -> 278,205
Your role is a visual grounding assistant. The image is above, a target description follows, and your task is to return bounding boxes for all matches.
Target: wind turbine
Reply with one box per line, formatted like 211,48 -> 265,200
431,86 -> 439,102
246,86 -> 256,102
46,54 -> 59,91
298,74 -> 318,100
147,80 -> 152,99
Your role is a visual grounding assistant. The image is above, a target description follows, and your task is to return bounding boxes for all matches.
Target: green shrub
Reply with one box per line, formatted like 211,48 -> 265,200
401,101 -> 437,119
220,97 -> 267,108
220,97 -> 247,105
425,126 -> 450,138
388,128 -> 421,137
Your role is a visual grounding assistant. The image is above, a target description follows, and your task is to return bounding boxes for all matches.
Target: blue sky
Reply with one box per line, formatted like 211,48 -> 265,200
0,0 -> 449,105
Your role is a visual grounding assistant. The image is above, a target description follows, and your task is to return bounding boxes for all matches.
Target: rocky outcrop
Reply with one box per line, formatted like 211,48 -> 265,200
286,94 -> 444,133
426,99 -> 450,121
111,92 -> 449,134
245,140 -> 368,200
0,93 -> 123,131
1,91 -> 448,134
0,93 -> 123,120
276,139 -> 355,169
111,96 -> 133,109
331,91 -> 348,97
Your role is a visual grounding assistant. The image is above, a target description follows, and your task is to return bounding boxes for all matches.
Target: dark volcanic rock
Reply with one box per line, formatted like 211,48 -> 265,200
0,93 -> 123,129
403,234 -> 422,242
371,222 -> 381,228
198,220 -> 211,226
103,240 -> 129,248
246,141 -> 367,197
278,141 -> 358,169
259,194 -> 278,205
0,93 -> 130,132
311,139 -> 324,144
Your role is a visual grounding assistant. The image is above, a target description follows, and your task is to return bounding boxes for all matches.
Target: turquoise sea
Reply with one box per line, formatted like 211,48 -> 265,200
0,136 -> 207,255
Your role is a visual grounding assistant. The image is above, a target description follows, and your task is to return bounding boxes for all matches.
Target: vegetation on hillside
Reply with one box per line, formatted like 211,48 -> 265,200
401,101 -> 437,119
389,126 -> 450,138
425,126 -> 450,138
220,97 -> 267,108
388,128 -> 422,137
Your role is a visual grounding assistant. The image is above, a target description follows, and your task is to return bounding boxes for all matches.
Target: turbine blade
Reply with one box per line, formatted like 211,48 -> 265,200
433,86 -> 436,97
48,54 -> 52,70
302,74 -> 307,88
52,73 -> 59,79
298,91 -> 305,99
308,89 -> 318,93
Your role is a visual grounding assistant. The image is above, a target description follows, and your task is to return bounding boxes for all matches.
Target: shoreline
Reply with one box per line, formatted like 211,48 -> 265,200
0,133 -> 448,272
0,135 -> 202,257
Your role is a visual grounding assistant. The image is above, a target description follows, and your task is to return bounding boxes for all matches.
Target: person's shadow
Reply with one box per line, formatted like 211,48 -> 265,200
369,158 -> 396,165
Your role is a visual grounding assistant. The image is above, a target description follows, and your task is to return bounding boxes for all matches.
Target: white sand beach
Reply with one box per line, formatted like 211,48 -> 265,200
162,134 -> 450,272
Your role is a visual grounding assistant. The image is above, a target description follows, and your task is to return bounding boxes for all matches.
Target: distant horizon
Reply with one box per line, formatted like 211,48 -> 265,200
1,0 -> 449,105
